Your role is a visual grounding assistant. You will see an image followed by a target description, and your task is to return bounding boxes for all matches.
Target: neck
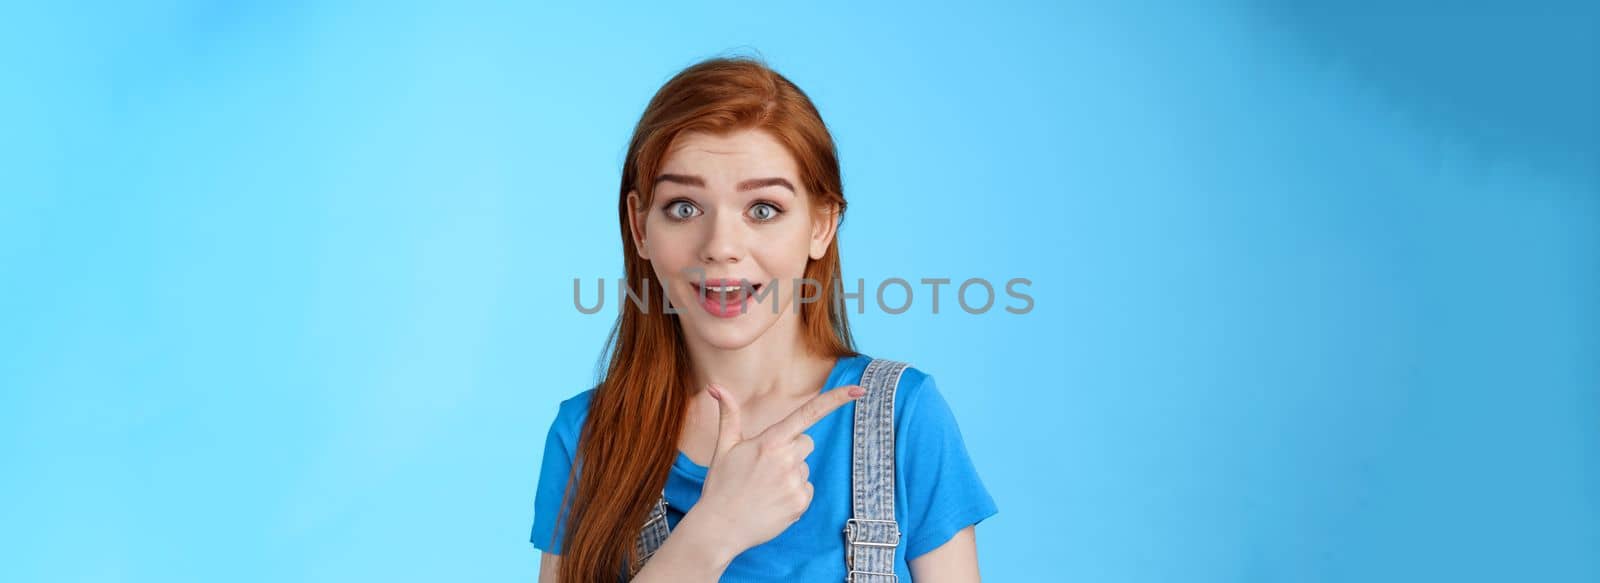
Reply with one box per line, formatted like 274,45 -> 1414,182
682,312 -> 833,404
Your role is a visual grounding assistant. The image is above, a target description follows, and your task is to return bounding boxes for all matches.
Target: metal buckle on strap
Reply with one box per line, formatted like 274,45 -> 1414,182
842,518 -> 900,547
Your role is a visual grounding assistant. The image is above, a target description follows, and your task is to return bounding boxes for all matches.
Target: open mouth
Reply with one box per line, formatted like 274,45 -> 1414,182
690,278 -> 764,317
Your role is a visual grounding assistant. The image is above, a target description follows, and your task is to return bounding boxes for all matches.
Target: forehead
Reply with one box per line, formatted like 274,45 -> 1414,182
659,128 -> 799,181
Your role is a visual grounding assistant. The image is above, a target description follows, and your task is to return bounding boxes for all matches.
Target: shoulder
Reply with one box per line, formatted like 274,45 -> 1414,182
544,387 -> 598,447
840,353 -> 941,423
892,363 -> 944,431
558,387 -> 597,417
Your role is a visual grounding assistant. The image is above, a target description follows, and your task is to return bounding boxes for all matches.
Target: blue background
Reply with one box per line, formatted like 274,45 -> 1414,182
3,1 -> 1595,581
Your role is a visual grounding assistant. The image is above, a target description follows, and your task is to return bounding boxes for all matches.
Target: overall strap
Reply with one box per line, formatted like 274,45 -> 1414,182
844,358 -> 910,583
629,489 -> 670,577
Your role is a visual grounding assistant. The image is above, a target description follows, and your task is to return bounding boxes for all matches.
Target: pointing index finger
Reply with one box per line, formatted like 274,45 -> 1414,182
762,385 -> 866,442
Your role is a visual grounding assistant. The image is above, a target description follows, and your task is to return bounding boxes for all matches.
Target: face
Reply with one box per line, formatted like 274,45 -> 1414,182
627,128 -> 838,351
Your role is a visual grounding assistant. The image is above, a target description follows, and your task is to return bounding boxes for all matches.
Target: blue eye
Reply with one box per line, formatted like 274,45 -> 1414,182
665,200 -> 700,220
749,202 -> 781,222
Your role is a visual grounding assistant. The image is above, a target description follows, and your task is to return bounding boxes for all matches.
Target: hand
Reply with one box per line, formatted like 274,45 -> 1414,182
686,382 -> 867,556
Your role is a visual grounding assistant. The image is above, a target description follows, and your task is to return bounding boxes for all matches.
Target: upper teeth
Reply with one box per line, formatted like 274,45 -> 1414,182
705,285 -> 740,292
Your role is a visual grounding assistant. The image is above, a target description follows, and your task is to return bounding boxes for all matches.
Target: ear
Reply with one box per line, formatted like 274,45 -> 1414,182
809,201 -> 840,260
626,190 -> 650,260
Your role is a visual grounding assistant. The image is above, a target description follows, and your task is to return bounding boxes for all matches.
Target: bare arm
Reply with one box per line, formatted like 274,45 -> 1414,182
629,508 -> 740,581
536,509 -> 740,583
537,552 -> 559,583
908,526 -> 983,582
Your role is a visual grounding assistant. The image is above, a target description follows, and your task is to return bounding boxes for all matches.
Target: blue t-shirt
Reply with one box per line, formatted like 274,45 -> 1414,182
529,353 -> 998,581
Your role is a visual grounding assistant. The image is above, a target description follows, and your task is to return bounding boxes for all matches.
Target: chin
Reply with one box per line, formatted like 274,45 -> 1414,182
675,316 -> 763,350
696,327 -> 764,350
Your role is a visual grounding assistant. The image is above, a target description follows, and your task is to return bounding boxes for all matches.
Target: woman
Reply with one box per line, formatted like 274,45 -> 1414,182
531,56 -> 997,582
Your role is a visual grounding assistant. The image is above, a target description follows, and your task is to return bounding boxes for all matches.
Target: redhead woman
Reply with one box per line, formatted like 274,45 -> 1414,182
530,57 -> 997,582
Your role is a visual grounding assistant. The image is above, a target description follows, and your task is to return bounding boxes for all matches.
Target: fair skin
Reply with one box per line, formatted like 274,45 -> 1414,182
539,128 -> 982,582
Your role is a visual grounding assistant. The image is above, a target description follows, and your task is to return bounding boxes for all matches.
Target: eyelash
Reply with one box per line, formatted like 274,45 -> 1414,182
661,199 -> 785,223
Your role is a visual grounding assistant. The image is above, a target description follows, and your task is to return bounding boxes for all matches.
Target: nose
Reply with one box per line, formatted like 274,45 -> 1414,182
700,208 -> 743,264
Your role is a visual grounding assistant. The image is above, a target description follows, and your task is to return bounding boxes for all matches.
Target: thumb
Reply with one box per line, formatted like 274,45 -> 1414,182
707,384 -> 743,462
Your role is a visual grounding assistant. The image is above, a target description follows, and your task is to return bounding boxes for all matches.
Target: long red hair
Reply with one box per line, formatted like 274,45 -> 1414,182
555,56 -> 857,581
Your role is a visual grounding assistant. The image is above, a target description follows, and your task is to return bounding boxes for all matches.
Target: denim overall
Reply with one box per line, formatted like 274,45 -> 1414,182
629,358 -> 912,582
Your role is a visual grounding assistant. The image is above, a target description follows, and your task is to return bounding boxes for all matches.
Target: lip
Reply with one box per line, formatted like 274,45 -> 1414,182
690,278 -> 764,319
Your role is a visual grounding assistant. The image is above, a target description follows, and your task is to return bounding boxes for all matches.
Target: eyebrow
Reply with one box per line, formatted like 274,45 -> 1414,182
654,174 -> 795,193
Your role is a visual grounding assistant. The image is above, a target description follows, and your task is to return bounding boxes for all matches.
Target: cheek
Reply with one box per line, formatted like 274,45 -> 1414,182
643,219 -> 696,265
750,227 -> 816,276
